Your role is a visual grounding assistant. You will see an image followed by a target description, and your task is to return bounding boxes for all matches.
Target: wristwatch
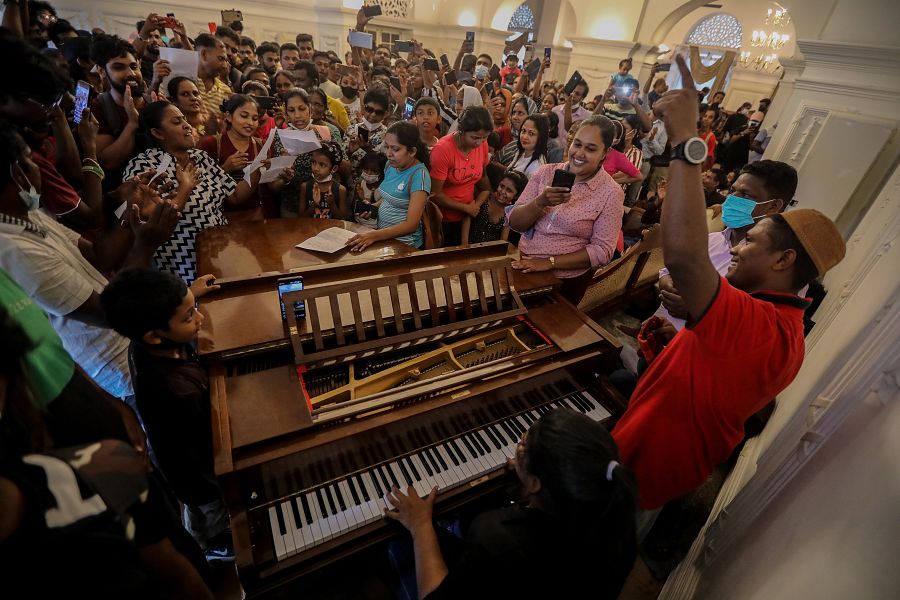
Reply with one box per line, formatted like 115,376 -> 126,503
668,137 -> 707,165
548,256 -> 556,268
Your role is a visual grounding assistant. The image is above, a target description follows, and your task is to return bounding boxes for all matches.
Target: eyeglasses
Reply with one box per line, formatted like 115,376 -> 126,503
363,105 -> 386,117
37,12 -> 57,25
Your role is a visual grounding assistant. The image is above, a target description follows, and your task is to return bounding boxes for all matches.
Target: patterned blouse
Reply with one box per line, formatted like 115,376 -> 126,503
123,148 -> 234,283
274,125 -> 348,217
507,163 -> 624,278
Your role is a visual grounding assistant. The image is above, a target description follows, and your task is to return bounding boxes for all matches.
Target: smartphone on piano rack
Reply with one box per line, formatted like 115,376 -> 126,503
277,275 -> 305,333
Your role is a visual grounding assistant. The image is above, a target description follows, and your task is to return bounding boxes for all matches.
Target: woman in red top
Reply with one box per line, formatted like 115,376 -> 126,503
198,95 -> 288,221
430,106 -> 494,247
699,107 -> 718,170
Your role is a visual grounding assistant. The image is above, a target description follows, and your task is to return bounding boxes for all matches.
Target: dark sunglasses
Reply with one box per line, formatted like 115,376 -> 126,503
363,105 -> 386,117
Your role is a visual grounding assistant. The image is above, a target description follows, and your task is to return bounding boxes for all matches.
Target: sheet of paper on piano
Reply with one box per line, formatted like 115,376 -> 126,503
295,226 -> 361,253
258,155 -> 297,184
301,270 -> 496,331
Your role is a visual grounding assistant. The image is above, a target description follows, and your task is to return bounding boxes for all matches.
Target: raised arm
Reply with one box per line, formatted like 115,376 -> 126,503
652,55 -> 720,322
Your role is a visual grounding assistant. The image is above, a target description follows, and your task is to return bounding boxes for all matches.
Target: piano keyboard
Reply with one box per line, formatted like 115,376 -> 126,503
267,389 -> 610,561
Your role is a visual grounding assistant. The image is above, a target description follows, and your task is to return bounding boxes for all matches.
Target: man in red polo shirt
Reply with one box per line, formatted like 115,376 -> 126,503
612,57 -> 846,510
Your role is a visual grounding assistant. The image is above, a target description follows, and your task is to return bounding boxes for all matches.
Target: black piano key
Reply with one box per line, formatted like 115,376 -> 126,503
405,456 -> 422,481
332,483 -> 347,512
300,492 -> 313,525
431,445 -> 448,470
315,488 -> 329,518
323,484 -> 338,515
499,419 -> 518,442
557,397 -> 576,411
467,431 -> 486,456
369,470 -> 385,498
397,458 -> 413,486
377,465 -> 393,492
521,411 -> 535,425
570,394 -> 589,413
384,464 -> 400,489
450,439 -> 469,463
459,434 -> 478,458
346,475 -> 361,506
474,429 -> 493,453
442,442 -> 460,466
275,504 -> 287,536
416,452 -> 434,477
356,473 -> 371,502
577,392 -> 598,410
290,496 -> 303,526
484,425 -> 502,449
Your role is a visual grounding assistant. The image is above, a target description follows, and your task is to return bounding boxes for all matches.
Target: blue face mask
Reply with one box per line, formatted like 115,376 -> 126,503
721,194 -> 774,228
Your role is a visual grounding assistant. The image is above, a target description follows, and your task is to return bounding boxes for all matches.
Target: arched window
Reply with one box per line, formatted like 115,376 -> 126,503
508,2 -> 535,32
686,13 -> 743,49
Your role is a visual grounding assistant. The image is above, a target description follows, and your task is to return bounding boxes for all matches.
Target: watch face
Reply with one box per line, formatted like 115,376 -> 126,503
686,138 -> 708,163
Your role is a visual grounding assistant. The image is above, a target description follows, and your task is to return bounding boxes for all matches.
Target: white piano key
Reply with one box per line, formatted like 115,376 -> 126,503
294,497 -> 315,551
269,506 -> 288,560
280,501 -> 299,557
304,491 -> 325,546
338,479 -> 364,527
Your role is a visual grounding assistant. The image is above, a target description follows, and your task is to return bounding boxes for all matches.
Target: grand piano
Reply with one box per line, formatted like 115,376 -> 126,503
197,221 -> 626,597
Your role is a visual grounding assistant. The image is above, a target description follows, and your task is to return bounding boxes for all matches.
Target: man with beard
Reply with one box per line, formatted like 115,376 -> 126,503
134,18 -> 165,87
90,34 -> 149,191
255,42 -> 279,77
238,36 -> 257,69
194,34 -> 232,119
314,51 -> 341,99
214,26 -> 243,92
27,0 -> 56,48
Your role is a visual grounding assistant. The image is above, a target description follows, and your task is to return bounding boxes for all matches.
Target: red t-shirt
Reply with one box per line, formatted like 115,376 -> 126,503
32,141 -> 81,218
612,277 -> 809,509
701,131 -> 717,161
429,133 -> 489,222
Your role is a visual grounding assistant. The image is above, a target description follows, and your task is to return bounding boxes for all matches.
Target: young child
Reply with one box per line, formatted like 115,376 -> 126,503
414,97 -> 442,149
298,140 -> 349,220
99,268 -> 231,562
499,54 -> 522,85
467,169 -> 528,245
353,151 -> 386,228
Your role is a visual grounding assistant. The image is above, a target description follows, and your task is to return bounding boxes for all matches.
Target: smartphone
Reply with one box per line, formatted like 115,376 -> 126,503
389,76 -> 402,90
392,40 -> 413,53
524,44 -> 534,63
484,81 -> 495,97
349,30 -> 373,49
563,70 -> 583,95
544,47 -> 552,60
277,276 -> 305,322
358,127 -> 369,143
551,168 -> 576,191
362,4 -> 383,17
525,58 -> 541,80
161,14 -> 178,29
440,53 -> 450,68
403,97 -> 415,120
73,80 -> 91,124
658,63 -> 672,72
255,95 -> 278,110
444,70 -> 457,85
221,9 -> 243,23
355,200 -> 378,215
488,64 -> 500,81
465,31 -> 475,45
423,57 -> 440,71
208,22 -> 217,33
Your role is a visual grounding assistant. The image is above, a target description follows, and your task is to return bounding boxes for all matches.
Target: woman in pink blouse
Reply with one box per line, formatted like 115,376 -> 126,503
508,115 -> 625,304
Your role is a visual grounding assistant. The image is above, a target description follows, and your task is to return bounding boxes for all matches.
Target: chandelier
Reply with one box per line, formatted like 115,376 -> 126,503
739,51 -> 780,72
766,7 -> 791,27
751,30 -> 789,50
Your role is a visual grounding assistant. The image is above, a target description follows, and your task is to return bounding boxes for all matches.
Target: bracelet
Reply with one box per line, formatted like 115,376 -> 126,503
82,157 -> 100,168
82,165 -> 105,181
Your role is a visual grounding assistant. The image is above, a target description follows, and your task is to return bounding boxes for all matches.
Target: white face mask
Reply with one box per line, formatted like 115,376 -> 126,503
361,172 -> 380,184
11,163 -> 40,210
313,173 -> 333,183
360,117 -> 381,131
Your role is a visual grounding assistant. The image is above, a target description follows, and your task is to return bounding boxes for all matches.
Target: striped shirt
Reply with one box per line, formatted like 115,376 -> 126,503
199,78 -> 233,117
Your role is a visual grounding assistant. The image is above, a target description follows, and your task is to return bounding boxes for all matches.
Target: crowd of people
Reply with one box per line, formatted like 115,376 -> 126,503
0,2 -> 847,598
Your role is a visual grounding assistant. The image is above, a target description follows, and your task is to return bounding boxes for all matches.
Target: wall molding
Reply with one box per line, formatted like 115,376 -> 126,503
796,39 -> 900,74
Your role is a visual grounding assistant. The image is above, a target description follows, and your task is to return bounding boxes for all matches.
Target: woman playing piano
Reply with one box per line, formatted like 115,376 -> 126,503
385,408 -> 637,599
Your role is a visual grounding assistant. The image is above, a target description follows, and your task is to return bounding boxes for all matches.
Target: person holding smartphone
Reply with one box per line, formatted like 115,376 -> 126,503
508,115 -> 625,304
